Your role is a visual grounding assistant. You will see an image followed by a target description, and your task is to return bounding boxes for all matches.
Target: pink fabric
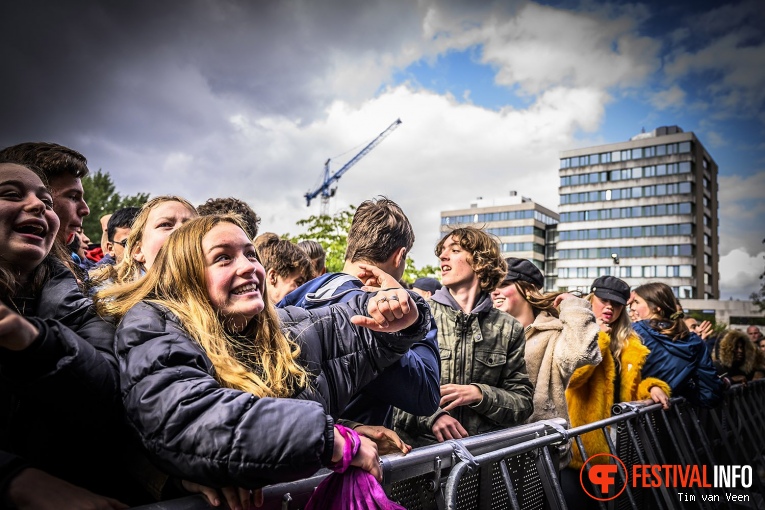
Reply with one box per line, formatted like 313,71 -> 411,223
306,425 -> 405,510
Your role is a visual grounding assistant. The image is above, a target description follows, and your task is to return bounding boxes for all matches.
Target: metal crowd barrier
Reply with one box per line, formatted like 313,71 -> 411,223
132,380 -> 765,510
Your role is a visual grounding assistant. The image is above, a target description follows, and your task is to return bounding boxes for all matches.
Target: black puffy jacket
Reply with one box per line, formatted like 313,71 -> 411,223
0,260 -> 142,503
116,291 -> 430,487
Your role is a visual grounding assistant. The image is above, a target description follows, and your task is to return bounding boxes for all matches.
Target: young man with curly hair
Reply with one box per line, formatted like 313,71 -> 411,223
395,227 -> 534,447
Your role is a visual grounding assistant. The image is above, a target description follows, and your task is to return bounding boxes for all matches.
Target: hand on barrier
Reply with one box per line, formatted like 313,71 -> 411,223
7,468 -> 128,510
439,383 -> 482,411
333,425 -> 382,481
182,480 -> 262,509
649,385 -> 671,409
353,424 -> 412,456
432,413 -> 469,442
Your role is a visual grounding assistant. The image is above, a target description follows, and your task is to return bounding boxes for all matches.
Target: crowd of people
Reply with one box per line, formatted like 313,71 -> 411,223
1,141 -> 762,509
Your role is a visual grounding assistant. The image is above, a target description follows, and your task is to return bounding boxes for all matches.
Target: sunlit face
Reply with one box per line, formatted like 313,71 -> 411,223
99,213 -> 112,253
591,294 -> 624,326
759,339 -> 765,353
75,230 -> 91,259
747,326 -> 762,343
204,222 -> 267,332
628,292 -> 653,320
0,163 -> 60,276
48,174 -> 89,244
685,317 -> 699,333
491,281 -> 526,317
267,268 -> 306,303
438,237 -> 478,291
134,201 -> 196,270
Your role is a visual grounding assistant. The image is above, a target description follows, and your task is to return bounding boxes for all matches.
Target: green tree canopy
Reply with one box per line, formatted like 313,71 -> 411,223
286,205 -> 441,282
82,169 -> 149,240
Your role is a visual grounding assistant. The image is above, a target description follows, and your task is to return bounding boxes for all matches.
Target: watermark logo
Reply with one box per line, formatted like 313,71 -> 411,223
580,453 -> 628,501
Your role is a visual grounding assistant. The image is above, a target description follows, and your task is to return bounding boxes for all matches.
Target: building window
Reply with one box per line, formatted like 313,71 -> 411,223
632,148 -> 642,159
621,149 -> 631,161
612,150 -> 621,162
679,141 -> 691,153
644,146 -> 656,157
601,152 -> 611,163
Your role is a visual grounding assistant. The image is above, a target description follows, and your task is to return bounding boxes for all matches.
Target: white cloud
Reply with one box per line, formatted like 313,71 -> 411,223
718,172 -> 765,257
719,248 -> 764,300
649,85 -> 686,111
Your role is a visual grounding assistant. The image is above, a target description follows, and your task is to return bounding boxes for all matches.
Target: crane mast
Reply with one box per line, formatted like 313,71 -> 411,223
305,118 -> 402,214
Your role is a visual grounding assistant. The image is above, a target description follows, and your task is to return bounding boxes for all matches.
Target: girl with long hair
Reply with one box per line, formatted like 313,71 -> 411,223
88,195 -> 197,288
96,214 -> 430,495
563,276 -> 670,507
491,258 -> 601,466
0,161 -> 139,508
630,282 -> 723,407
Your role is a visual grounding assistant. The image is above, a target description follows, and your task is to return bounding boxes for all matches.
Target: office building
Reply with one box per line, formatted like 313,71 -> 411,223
440,193 -> 559,290
556,126 -> 719,299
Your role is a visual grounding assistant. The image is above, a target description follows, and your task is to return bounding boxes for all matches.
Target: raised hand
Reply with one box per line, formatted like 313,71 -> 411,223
351,287 -> 418,332
0,303 -> 39,351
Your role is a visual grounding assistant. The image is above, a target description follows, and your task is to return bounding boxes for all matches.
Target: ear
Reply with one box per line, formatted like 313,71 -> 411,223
393,246 -> 407,268
267,268 -> 278,285
106,241 -> 115,257
132,243 -> 146,264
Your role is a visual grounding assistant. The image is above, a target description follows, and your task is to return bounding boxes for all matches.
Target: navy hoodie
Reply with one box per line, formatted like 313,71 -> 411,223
634,320 -> 723,408
278,273 -> 441,426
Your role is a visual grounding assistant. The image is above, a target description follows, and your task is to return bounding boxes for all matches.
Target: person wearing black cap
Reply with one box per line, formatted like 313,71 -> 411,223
411,277 -> 441,300
491,258 -> 600,467
394,228 -> 533,447
630,282 -> 723,408
562,275 -> 671,507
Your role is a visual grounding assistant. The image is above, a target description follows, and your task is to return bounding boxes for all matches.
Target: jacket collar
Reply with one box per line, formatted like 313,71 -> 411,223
431,286 -> 493,314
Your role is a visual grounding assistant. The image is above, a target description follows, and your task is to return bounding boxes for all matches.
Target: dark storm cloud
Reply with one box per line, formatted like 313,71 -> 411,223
0,1 -> 429,149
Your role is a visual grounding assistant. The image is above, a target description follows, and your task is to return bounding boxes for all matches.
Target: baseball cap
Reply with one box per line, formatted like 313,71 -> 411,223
591,275 -> 630,306
413,277 -> 442,293
503,258 -> 544,288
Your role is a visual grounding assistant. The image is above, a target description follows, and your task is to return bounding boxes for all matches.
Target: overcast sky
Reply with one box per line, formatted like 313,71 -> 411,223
2,0 -> 763,299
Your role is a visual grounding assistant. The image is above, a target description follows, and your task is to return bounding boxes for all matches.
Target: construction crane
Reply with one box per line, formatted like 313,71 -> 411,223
305,118 -> 402,214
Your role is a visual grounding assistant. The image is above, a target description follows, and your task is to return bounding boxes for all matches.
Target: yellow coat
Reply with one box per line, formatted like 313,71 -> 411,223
565,331 -> 671,468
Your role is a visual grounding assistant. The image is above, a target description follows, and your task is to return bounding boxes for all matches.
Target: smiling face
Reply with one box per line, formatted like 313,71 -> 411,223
492,281 -> 527,317
0,163 -> 60,276
438,236 -> 479,291
134,201 -> 196,270
47,173 -> 89,244
203,222 -> 267,331
591,294 -> 624,326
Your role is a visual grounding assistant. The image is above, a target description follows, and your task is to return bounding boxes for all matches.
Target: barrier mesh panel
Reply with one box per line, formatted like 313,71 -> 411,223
388,473 -> 439,510
494,452 -> 546,510
454,470 -> 479,509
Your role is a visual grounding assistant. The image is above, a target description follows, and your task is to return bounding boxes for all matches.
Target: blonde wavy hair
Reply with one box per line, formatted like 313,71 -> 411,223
96,214 -> 307,398
587,292 -> 637,369
89,196 -> 197,287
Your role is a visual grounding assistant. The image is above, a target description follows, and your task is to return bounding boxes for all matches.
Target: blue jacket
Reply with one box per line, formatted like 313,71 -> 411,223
278,273 -> 441,426
634,320 -> 723,408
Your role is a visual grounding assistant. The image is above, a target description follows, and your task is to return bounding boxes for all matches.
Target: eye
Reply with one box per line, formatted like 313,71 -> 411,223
246,250 -> 259,260
214,254 -> 231,263
41,197 -> 54,208
1,190 -> 21,199
158,221 -> 173,228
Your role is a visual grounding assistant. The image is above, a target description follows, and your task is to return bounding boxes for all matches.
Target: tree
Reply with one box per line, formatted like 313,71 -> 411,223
286,205 -> 441,281
750,239 -> 765,312
81,170 -> 150,239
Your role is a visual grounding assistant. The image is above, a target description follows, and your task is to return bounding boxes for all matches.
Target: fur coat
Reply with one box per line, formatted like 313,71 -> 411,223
566,331 -> 671,469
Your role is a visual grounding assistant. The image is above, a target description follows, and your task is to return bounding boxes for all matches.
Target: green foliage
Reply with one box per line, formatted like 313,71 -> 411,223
286,204 -> 442,281
285,207 -> 356,272
402,257 -> 441,285
82,169 -> 150,239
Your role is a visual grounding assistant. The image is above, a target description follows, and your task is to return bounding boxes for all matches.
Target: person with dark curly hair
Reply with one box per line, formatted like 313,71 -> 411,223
712,329 -> 765,384
197,197 -> 261,239
394,227 -> 533,447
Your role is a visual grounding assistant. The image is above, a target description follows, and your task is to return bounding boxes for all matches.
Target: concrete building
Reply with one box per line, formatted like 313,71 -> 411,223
440,192 -> 559,290
556,126 -> 719,299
